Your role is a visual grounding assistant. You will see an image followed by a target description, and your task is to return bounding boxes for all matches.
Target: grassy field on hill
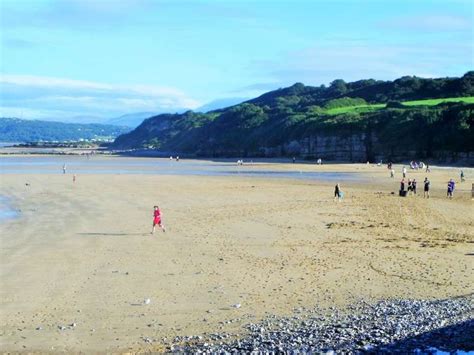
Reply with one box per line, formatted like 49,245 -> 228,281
325,96 -> 474,115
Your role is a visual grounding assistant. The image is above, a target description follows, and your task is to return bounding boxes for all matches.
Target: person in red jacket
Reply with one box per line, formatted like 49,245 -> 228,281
152,205 -> 166,234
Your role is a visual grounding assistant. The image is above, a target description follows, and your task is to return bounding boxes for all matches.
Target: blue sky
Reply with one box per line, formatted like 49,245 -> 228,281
0,0 -> 473,122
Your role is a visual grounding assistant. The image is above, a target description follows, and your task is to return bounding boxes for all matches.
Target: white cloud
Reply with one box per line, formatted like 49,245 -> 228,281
247,41 -> 473,86
0,74 -> 201,122
381,14 -> 472,32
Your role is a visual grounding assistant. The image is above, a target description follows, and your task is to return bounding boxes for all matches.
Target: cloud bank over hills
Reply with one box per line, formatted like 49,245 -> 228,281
0,75 -> 200,123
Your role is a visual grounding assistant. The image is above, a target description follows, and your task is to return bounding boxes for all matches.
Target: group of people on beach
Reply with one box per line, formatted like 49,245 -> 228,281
409,161 -> 427,170
399,177 -> 433,198
394,162 -> 465,199
400,178 -> 418,195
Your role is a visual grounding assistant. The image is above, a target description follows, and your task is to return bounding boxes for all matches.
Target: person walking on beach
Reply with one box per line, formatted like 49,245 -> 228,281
334,183 -> 342,202
63,163 -> 67,174
447,179 -> 455,199
412,179 -> 417,195
426,164 -> 430,173
423,178 -> 430,198
402,166 -> 407,178
152,205 -> 166,234
400,178 -> 405,193
407,179 -> 413,195
461,170 -> 465,182
73,174 -> 76,183
390,168 -> 395,178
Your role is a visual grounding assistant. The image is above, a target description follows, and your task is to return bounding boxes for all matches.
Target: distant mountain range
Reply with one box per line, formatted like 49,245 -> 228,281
0,117 -> 131,143
112,72 -> 474,163
106,112 -> 159,128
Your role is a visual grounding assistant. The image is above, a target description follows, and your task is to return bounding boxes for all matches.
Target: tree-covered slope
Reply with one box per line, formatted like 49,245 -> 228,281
112,72 -> 474,162
0,117 -> 131,142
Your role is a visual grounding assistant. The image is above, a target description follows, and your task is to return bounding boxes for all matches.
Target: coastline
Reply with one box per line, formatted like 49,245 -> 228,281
1,145 -> 473,168
0,157 -> 472,353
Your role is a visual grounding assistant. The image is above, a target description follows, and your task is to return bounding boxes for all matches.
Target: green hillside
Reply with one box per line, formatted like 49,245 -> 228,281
112,72 -> 474,162
324,96 -> 474,115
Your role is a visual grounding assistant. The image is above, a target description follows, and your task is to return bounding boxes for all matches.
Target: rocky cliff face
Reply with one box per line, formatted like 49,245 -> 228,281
260,134 -> 369,161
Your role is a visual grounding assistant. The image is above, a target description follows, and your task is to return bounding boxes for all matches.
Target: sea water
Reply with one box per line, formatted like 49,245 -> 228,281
0,156 -> 363,181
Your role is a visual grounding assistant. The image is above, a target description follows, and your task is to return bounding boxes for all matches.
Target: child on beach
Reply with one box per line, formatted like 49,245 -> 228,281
152,206 -> 166,234
424,178 -> 430,198
334,183 -> 342,202
447,179 -> 455,199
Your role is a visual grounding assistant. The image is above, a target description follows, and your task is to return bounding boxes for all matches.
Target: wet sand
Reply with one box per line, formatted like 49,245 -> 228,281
0,159 -> 473,353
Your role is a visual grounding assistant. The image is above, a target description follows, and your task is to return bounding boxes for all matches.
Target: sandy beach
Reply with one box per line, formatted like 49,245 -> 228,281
0,157 -> 473,353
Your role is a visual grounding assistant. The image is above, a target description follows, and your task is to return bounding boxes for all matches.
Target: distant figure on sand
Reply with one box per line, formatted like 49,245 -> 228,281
73,174 -> 76,183
407,179 -> 412,194
317,158 -> 322,165
334,183 -> 342,202
402,166 -> 407,178
63,163 -> 67,174
412,179 -> 417,195
152,206 -> 166,234
176,156 -> 180,162
447,179 -> 455,199
426,164 -> 430,173
460,170 -> 465,182
390,168 -> 395,178
424,178 -> 430,198
400,178 -> 405,191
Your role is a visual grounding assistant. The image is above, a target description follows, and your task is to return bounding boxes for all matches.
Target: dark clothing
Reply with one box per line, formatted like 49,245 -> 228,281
334,185 -> 340,197
424,181 -> 430,191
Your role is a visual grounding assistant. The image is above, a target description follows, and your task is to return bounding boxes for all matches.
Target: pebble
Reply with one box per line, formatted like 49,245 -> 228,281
169,296 -> 473,353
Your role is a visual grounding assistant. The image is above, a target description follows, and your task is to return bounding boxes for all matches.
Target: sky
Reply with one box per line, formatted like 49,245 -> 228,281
0,0 -> 473,123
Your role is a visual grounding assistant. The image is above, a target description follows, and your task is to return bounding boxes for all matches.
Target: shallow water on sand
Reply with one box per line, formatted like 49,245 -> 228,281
0,156 -> 364,182
0,195 -> 19,221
